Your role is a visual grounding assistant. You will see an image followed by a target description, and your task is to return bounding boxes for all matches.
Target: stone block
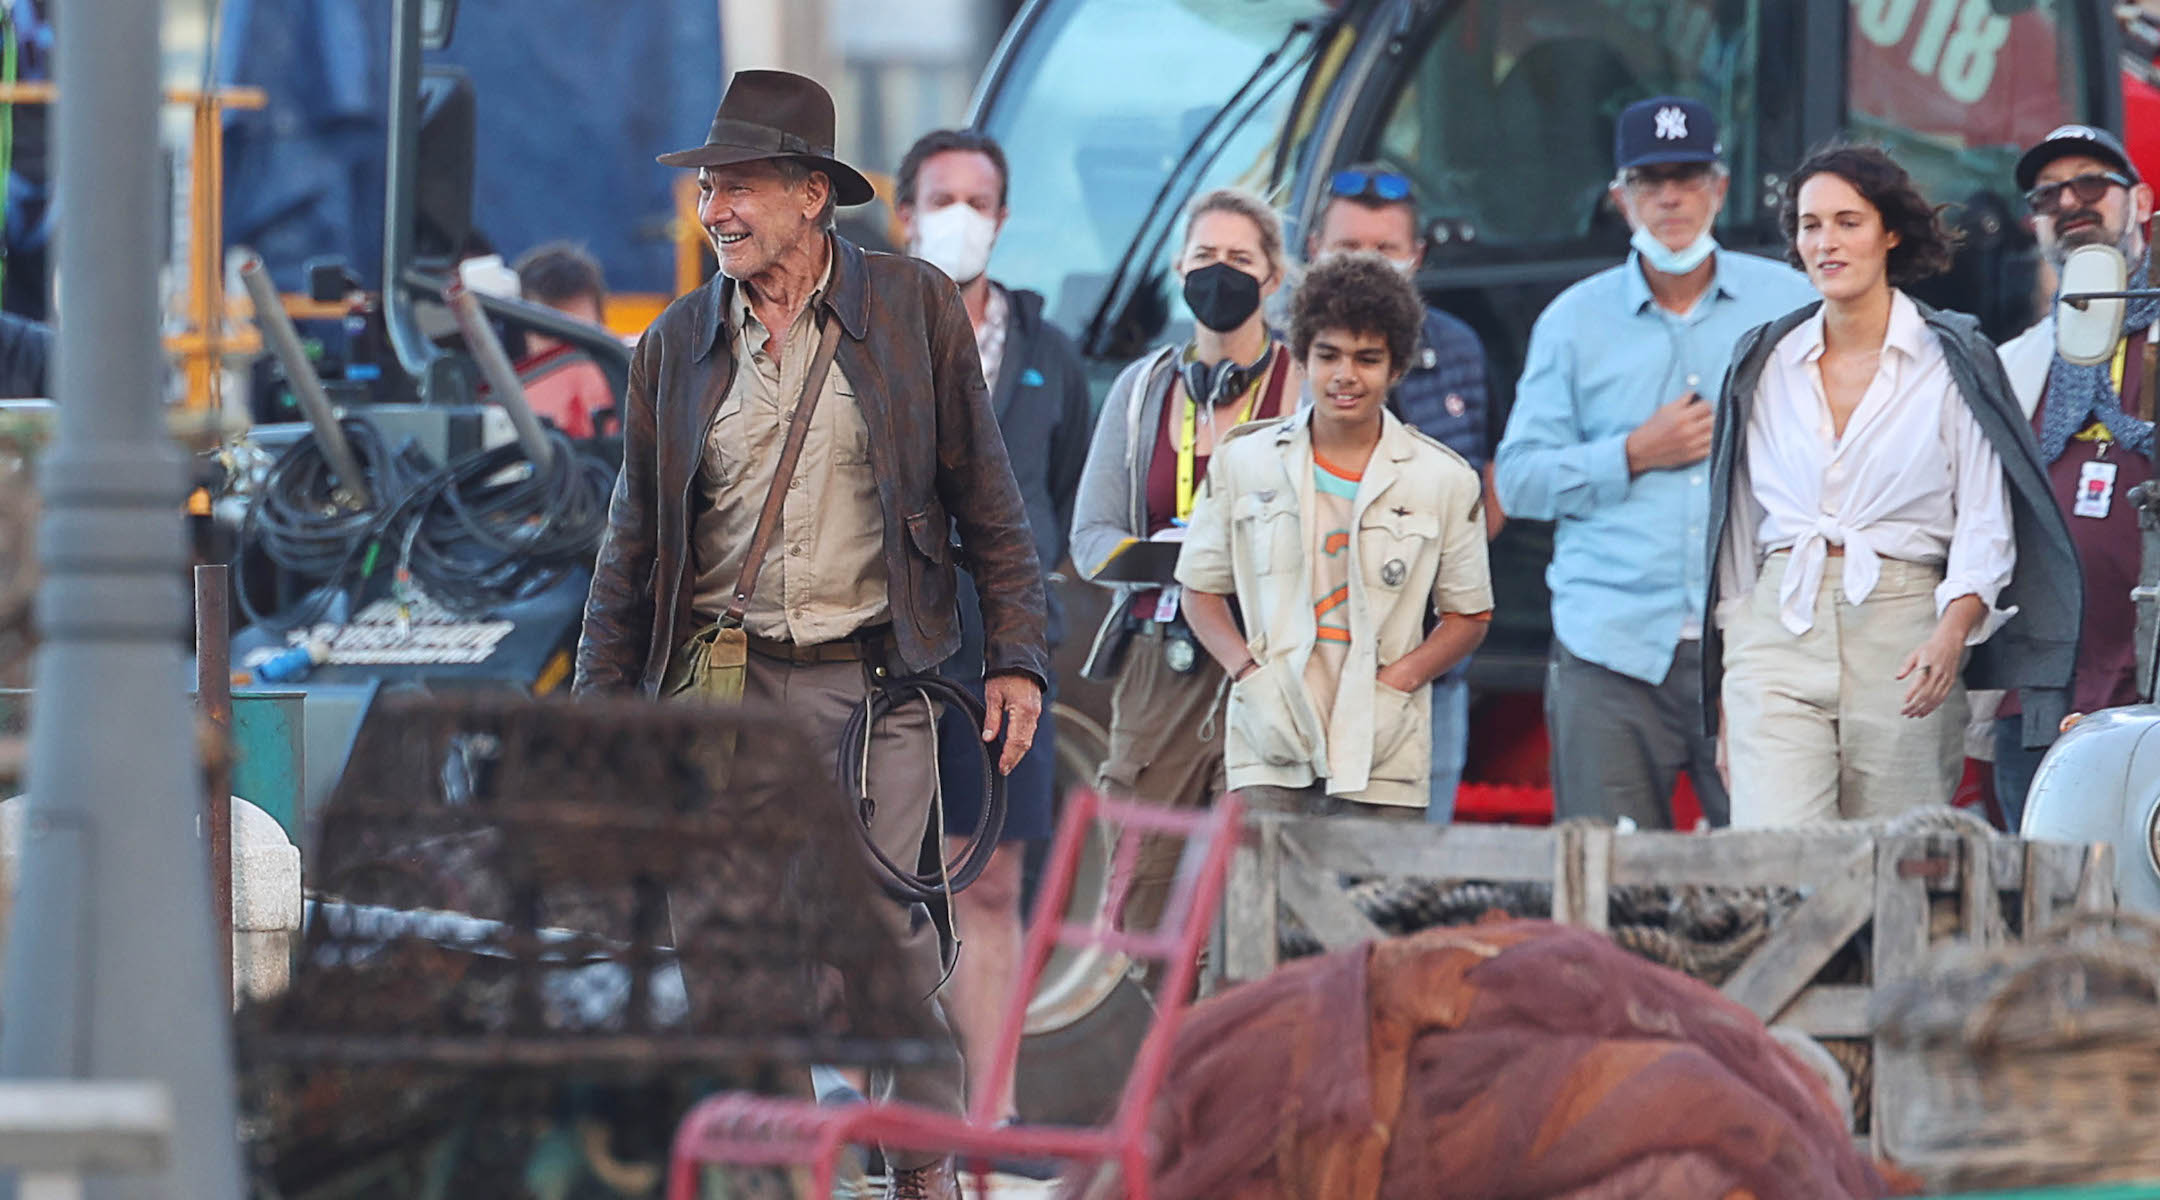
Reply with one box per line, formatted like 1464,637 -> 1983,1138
0,794 -> 302,1002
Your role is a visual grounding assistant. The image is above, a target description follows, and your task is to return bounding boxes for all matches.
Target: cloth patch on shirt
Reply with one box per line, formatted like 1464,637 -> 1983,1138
1307,457 -> 1361,738
2074,459 -> 2118,519
1312,462 -> 1358,646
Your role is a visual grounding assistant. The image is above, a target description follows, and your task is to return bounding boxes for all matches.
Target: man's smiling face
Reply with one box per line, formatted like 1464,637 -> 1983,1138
697,160 -> 827,281
1305,326 -> 1396,433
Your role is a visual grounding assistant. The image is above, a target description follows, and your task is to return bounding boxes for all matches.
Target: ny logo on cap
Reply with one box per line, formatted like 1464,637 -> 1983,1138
1654,106 -> 1689,141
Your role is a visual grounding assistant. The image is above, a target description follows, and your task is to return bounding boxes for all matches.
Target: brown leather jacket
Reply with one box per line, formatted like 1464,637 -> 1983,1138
573,236 -> 1050,695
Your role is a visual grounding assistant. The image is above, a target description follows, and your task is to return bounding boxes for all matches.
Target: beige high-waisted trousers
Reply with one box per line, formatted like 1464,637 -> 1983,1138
1722,551 -> 1967,826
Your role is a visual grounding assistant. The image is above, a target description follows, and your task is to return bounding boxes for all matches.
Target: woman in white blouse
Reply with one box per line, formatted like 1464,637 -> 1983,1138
1704,145 -> 2075,826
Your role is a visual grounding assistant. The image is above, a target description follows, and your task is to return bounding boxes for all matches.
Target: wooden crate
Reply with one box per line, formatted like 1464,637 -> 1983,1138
1213,816 -> 2120,1153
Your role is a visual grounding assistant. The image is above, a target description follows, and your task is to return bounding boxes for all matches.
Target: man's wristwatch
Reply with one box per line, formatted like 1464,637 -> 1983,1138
1232,658 -> 1260,681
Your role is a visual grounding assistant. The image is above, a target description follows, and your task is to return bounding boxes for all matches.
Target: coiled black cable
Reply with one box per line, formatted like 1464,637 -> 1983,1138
398,430 -> 614,615
234,417 -> 422,630
837,673 -> 1008,904
235,417 -> 611,629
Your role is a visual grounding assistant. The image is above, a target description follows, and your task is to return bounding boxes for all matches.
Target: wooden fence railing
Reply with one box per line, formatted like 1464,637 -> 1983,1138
1214,815 -> 2118,1152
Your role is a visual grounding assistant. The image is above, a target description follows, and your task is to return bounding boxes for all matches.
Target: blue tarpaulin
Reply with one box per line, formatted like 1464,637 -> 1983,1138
219,0 -> 721,294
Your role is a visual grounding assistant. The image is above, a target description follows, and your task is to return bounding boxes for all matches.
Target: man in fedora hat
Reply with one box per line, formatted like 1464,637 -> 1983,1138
575,69 -> 1048,1199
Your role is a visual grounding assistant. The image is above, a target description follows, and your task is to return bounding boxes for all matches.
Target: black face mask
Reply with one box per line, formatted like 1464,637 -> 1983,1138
1182,261 -> 1264,333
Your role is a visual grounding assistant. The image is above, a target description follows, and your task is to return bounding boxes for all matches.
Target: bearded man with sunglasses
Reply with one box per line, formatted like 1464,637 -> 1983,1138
1494,97 -> 1814,830
1992,125 -> 2158,822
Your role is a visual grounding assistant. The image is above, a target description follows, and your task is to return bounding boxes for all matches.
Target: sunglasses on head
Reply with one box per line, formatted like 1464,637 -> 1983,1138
2025,170 -> 2134,215
1329,169 -> 1413,203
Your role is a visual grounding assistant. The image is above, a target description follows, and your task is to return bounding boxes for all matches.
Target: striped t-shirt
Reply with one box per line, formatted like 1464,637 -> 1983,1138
1303,453 -> 1360,737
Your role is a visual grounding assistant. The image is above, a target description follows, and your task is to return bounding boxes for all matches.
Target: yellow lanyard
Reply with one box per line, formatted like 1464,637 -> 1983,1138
2082,338 -> 2138,449
1176,354 -> 1268,520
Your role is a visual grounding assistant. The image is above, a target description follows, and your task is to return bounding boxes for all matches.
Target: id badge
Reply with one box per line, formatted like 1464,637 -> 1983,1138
1153,584 -> 1182,623
2074,459 -> 2119,519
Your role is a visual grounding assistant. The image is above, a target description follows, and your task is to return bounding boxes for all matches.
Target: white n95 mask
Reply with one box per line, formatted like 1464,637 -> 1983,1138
913,204 -> 999,285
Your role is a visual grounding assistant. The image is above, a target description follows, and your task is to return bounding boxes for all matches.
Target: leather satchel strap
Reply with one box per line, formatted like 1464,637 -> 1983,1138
724,313 -> 845,627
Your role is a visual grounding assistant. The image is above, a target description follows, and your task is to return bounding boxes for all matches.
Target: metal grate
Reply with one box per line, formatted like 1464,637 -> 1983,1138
241,693 -> 944,1197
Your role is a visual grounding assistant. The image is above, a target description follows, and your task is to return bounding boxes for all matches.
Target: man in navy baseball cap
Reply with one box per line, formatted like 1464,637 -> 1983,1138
1492,96 -> 1815,832
1614,96 -> 1722,172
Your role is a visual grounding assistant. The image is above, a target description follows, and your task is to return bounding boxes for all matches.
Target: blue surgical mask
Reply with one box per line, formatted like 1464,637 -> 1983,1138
1631,224 -> 1718,276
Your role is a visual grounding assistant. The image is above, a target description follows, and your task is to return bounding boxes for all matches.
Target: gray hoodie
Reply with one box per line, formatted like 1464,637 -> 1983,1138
1069,344 -> 1182,644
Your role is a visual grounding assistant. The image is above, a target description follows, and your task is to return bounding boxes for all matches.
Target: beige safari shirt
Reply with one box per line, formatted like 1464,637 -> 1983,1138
1175,408 -> 1492,807
690,255 -> 891,642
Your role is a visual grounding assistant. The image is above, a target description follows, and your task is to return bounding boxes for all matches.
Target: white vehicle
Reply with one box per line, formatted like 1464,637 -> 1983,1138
2024,706 -> 2160,913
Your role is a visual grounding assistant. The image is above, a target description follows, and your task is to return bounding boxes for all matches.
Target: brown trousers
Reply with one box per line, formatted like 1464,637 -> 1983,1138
1097,626 -> 1227,935
740,651 -> 964,1138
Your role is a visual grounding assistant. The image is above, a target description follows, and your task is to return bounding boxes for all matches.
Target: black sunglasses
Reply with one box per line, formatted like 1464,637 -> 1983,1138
2025,170 -> 2134,215
1328,169 -> 1413,203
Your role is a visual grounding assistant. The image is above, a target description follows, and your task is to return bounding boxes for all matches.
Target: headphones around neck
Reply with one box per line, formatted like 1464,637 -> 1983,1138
1183,342 -> 1274,410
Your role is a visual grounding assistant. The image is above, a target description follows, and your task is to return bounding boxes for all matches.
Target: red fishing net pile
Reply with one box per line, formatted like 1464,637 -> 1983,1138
1140,920 -> 1889,1199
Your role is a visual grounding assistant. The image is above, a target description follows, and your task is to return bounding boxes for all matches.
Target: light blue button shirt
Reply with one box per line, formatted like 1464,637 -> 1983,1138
1495,249 -> 1817,685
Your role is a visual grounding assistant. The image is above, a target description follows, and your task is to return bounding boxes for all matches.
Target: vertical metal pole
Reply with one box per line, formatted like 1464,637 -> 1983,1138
0,0 -> 246,1194
380,0 -> 438,386
194,566 -> 233,1009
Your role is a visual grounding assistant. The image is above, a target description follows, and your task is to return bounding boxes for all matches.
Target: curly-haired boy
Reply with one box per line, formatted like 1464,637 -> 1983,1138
1174,254 -> 1493,816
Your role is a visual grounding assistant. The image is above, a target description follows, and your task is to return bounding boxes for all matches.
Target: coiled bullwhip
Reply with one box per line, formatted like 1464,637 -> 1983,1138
837,672 -> 1006,904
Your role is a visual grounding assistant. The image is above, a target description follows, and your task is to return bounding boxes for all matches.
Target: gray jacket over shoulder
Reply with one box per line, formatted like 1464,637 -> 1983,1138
1069,344 -> 1181,629
1702,298 -> 2082,745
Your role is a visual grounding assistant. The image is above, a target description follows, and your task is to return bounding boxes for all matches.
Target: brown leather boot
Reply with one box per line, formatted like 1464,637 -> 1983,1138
883,1158 -> 960,1200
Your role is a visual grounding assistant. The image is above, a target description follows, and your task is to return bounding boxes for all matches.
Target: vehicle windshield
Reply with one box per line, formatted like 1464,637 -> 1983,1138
978,0 -> 1328,339
1372,0 -> 1766,264
1848,0 -> 2096,210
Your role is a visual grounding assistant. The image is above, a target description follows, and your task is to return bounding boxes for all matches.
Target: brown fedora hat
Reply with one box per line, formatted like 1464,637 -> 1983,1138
657,69 -> 875,207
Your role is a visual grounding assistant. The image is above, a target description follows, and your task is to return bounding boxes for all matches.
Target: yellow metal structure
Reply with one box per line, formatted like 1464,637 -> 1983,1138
0,81 -> 274,415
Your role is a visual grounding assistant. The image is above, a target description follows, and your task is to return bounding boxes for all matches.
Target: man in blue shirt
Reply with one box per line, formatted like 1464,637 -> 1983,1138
1305,163 -> 1501,822
1494,97 -> 1815,829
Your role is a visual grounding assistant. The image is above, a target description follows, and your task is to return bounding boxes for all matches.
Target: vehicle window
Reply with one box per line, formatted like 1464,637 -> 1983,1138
978,0 -> 1327,340
1368,0 -> 1765,262
1848,0 -> 2090,210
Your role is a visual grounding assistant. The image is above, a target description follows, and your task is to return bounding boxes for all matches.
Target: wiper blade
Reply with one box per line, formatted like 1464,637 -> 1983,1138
1082,15 -> 1330,358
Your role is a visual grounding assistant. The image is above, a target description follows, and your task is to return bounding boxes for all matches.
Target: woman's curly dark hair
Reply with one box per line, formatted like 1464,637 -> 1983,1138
1290,253 -> 1425,373
1781,144 -> 1959,286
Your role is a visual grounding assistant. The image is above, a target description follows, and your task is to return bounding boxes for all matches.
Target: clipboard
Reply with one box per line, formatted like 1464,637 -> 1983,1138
1087,537 -> 1186,586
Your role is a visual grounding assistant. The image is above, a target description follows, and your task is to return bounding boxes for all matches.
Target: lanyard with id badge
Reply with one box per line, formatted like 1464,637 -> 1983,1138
1158,347 -> 1286,673
2072,332 -> 2146,520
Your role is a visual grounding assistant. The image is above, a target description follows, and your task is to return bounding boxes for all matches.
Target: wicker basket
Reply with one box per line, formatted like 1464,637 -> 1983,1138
1873,913 -> 2160,1191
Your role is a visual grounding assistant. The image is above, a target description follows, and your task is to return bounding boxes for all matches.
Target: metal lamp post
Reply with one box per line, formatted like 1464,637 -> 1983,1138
0,0 -> 245,1193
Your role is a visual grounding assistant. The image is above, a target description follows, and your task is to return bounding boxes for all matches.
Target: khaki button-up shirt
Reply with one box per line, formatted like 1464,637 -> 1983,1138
1175,409 -> 1493,807
690,256 -> 891,642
